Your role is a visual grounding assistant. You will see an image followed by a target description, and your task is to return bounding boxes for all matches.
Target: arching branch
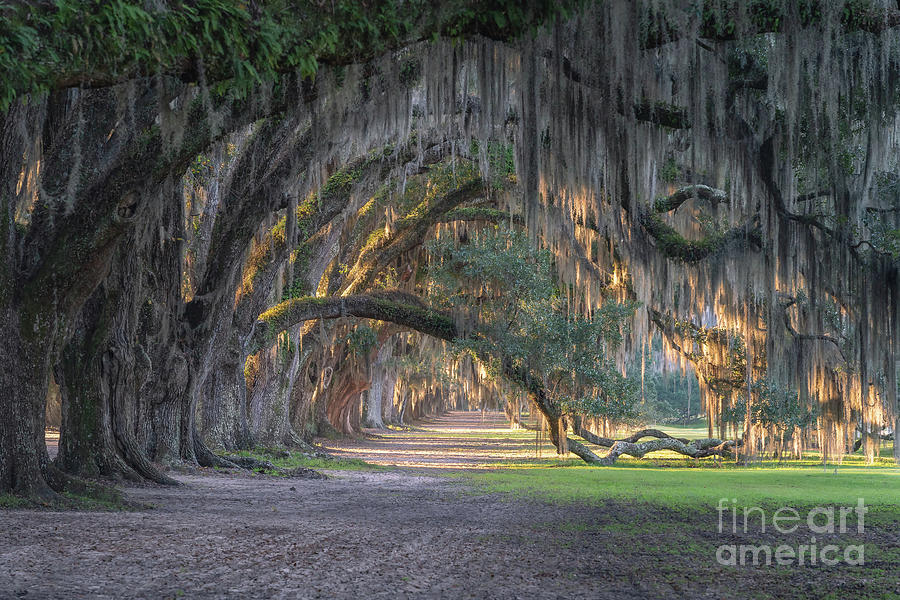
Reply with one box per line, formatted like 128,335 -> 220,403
250,292 -> 739,466
340,178 -> 486,294
653,185 -> 728,213
640,210 -> 762,262
249,292 -> 458,354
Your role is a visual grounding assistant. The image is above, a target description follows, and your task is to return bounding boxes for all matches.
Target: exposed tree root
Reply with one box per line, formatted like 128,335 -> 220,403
282,431 -> 331,459
224,455 -> 278,471
216,454 -> 327,479
575,425 -> 735,465
194,429 -> 243,470
118,435 -> 181,485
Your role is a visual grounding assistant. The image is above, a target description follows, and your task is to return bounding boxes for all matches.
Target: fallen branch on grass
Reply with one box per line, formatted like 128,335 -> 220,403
575,425 -> 737,465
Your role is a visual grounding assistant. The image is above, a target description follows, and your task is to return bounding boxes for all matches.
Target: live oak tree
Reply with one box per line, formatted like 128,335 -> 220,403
0,0 -> 576,500
3,0 -> 900,501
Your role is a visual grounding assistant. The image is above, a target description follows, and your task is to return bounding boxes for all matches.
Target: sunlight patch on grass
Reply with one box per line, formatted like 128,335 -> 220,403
455,465 -> 900,525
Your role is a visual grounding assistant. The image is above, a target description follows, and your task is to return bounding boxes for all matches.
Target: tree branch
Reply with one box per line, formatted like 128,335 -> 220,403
653,185 -> 728,213
340,178 -> 486,294
640,210 -> 761,262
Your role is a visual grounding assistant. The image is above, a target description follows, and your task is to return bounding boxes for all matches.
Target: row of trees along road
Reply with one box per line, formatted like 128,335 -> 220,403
2,0 -> 900,502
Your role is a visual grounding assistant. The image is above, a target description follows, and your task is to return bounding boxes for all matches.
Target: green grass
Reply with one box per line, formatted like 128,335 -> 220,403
222,448 -> 387,473
282,456 -> 388,471
655,418 -> 710,440
436,418 -> 900,599
60,490 -> 134,511
0,493 -> 32,509
420,415 -> 900,526
458,465 -> 900,525
0,486 -> 133,511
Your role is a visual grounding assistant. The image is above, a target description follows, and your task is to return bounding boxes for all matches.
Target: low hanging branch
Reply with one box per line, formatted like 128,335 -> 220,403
249,292 -> 458,354
250,292 -> 565,451
517,417 -> 738,465
251,293 -> 740,465
653,184 -> 728,213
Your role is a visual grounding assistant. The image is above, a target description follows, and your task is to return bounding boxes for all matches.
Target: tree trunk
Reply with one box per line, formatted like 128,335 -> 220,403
545,415 -> 567,455
895,416 -> 900,464
365,342 -> 392,428
246,327 -> 309,447
56,290 -> 155,482
381,367 -> 398,424
199,343 -> 254,451
0,316 -> 55,499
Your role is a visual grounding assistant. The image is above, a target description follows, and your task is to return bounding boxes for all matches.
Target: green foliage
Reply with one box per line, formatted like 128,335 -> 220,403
223,448 -> 385,472
640,212 -> 726,262
0,494 -> 31,509
426,226 -> 640,422
469,139 -> 516,188
398,58 -> 421,87
393,351 -> 458,387
345,324 -> 377,356
436,0 -> 580,40
0,0 -> 401,108
659,157 -> 679,184
750,378 -> 819,433
427,226 -> 555,314
276,333 -> 295,366
281,242 -> 314,301
722,378 -> 819,434
647,368 -> 703,423
0,0 -> 578,112
561,372 -> 642,424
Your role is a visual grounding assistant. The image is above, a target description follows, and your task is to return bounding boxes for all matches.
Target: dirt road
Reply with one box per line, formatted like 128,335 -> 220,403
4,412 -> 894,599
321,411 -> 553,469
5,413 -> 635,599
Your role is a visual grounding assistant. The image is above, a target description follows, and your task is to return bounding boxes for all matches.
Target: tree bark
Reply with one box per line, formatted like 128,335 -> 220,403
365,342 -> 393,429
198,347 -> 254,452
55,289 -> 175,484
0,318 -> 56,499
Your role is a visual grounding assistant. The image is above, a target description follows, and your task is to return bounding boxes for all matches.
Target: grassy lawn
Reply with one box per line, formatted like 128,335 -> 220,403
459,464 -> 900,524
450,463 -> 900,599
451,418 -> 900,523
442,420 -> 900,599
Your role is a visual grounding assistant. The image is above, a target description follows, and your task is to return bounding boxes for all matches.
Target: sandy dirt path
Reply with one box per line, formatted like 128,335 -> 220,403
319,411 -> 552,469
7,411 -> 895,599
6,412 -> 642,600
0,471 -> 652,599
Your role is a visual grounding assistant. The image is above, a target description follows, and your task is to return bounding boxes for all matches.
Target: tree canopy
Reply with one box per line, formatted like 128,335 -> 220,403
1,0 -> 899,502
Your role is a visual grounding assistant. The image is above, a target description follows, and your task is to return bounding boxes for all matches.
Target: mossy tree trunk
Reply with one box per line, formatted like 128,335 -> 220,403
0,317 -> 57,499
0,86 -> 168,497
197,340 -> 254,452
